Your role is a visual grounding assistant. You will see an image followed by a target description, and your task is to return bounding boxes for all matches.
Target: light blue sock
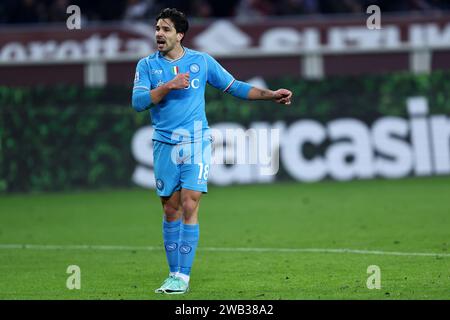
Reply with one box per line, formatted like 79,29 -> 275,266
163,219 -> 181,273
179,223 -> 199,276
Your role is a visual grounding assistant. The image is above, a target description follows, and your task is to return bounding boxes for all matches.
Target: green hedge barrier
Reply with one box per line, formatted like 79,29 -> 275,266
1,71 -> 450,192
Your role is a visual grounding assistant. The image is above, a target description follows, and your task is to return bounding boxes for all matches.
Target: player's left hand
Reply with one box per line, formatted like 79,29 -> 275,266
273,89 -> 292,105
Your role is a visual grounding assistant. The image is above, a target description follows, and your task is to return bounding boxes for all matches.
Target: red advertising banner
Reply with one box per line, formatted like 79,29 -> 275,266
1,14 -> 450,86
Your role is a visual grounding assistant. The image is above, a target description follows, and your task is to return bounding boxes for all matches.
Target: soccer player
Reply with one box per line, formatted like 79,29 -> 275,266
131,8 -> 292,294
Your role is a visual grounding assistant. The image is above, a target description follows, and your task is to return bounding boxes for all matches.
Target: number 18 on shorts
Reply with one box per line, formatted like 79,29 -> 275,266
153,140 -> 212,196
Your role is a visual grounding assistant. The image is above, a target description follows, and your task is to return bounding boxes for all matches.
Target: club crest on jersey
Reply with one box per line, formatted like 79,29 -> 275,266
189,63 -> 200,73
172,66 -> 179,75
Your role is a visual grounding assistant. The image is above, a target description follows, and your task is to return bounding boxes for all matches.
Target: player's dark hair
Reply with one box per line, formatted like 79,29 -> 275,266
156,8 -> 189,41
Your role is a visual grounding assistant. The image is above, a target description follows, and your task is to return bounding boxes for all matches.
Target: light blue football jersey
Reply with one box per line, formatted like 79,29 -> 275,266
132,47 -> 235,144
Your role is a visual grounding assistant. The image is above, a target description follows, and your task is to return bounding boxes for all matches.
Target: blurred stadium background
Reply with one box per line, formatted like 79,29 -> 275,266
1,0 -> 449,300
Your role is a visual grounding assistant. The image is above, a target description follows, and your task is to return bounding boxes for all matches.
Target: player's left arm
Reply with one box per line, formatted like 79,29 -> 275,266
205,53 -> 292,105
231,83 -> 292,105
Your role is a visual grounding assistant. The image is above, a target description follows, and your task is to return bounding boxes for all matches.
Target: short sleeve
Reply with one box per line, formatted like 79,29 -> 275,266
204,53 -> 235,91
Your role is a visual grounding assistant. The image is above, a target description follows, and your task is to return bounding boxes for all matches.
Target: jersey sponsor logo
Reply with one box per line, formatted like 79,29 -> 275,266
189,63 -> 200,74
165,242 -> 177,252
179,245 -> 192,254
156,179 -> 164,190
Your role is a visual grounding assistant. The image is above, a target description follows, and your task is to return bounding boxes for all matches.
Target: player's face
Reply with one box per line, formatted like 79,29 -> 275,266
155,19 -> 183,54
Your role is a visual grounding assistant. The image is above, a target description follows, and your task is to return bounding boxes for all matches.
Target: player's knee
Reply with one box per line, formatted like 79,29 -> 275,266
181,198 -> 198,215
163,203 -> 181,219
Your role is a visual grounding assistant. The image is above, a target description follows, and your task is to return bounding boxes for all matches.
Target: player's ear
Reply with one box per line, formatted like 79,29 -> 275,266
177,33 -> 184,42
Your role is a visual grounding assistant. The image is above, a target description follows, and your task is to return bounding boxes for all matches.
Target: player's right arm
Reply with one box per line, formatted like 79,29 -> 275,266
132,59 -> 152,112
131,59 -> 190,111
150,73 -> 190,104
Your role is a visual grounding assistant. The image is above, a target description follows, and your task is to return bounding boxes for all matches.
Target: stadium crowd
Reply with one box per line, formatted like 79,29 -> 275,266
1,0 -> 449,24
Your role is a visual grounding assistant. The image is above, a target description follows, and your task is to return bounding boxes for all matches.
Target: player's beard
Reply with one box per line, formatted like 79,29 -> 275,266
157,39 -> 175,55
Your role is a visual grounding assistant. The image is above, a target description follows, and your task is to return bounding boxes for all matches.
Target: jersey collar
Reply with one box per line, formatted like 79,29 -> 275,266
159,46 -> 186,63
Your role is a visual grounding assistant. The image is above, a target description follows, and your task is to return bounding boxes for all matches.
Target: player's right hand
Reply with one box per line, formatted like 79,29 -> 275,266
169,72 -> 190,89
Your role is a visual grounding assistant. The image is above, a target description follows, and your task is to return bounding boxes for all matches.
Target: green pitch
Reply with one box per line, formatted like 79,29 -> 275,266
0,177 -> 449,300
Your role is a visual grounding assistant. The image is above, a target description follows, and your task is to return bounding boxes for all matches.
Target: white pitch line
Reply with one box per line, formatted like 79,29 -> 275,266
0,244 -> 448,258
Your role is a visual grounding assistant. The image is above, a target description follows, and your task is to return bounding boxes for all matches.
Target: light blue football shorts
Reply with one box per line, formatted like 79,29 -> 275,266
153,139 -> 212,197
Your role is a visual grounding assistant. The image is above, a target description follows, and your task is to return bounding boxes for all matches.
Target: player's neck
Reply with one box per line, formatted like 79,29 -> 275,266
163,45 -> 185,61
